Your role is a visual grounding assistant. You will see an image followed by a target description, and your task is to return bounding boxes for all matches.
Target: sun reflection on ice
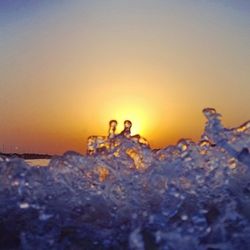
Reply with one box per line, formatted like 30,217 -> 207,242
87,120 -> 149,156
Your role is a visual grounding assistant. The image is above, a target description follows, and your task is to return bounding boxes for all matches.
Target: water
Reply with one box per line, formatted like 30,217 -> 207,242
0,108 -> 250,249
25,159 -> 50,167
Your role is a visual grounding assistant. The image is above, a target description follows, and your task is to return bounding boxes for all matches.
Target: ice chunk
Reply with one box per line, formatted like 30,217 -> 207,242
237,147 -> 250,166
19,202 -> 30,209
120,120 -> 132,138
203,107 -> 250,166
108,119 -> 118,139
129,228 -> 145,250
0,108 -> 250,249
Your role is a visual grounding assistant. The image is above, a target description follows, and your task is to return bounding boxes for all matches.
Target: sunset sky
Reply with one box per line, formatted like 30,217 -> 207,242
0,0 -> 250,154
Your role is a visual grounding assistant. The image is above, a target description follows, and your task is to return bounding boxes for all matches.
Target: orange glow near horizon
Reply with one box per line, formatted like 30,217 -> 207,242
0,1 -> 250,154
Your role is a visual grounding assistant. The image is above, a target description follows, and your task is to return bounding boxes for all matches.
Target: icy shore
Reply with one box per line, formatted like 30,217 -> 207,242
0,108 -> 250,250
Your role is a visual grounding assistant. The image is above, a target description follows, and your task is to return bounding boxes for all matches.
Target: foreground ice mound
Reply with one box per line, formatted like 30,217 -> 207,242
0,108 -> 250,250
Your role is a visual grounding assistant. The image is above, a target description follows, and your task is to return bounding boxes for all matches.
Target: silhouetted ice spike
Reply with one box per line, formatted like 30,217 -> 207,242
120,120 -> 132,138
87,120 -> 117,155
87,119 -> 151,155
203,107 -> 250,167
203,108 -> 229,146
108,120 -> 117,139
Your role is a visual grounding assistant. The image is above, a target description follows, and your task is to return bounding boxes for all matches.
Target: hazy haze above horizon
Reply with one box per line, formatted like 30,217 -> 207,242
0,0 -> 250,154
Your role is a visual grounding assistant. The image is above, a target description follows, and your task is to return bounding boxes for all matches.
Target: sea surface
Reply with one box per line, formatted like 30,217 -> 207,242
25,159 -> 50,167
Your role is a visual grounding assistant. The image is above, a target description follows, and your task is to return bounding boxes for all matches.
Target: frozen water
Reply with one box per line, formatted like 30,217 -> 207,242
87,120 -> 149,155
120,120 -> 132,138
108,120 -> 118,139
0,108 -> 250,249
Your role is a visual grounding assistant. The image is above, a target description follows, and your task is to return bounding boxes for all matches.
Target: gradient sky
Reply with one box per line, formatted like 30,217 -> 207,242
0,0 -> 250,154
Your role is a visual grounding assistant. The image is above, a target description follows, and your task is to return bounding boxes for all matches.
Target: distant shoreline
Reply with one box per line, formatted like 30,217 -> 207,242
0,152 -> 53,160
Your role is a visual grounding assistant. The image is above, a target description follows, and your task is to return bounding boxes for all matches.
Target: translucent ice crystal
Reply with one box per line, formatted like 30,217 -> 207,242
87,119 -> 149,156
120,120 -> 132,138
0,108 -> 250,249
108,119 -> 118,139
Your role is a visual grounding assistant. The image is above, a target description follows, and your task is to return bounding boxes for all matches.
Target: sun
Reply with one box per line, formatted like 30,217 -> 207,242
114,110 -> 145,136
102,101 -> 150,137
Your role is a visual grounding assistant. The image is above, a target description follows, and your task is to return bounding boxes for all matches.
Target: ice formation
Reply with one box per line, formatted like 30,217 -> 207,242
0,108 -> 250,249
87,119 -> 149,155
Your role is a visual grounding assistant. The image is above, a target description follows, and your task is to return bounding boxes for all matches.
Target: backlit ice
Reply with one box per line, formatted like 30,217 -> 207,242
0,108 -> 250,249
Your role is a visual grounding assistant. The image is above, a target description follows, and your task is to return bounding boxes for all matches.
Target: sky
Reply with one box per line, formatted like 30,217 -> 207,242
0,0 -> 250,154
